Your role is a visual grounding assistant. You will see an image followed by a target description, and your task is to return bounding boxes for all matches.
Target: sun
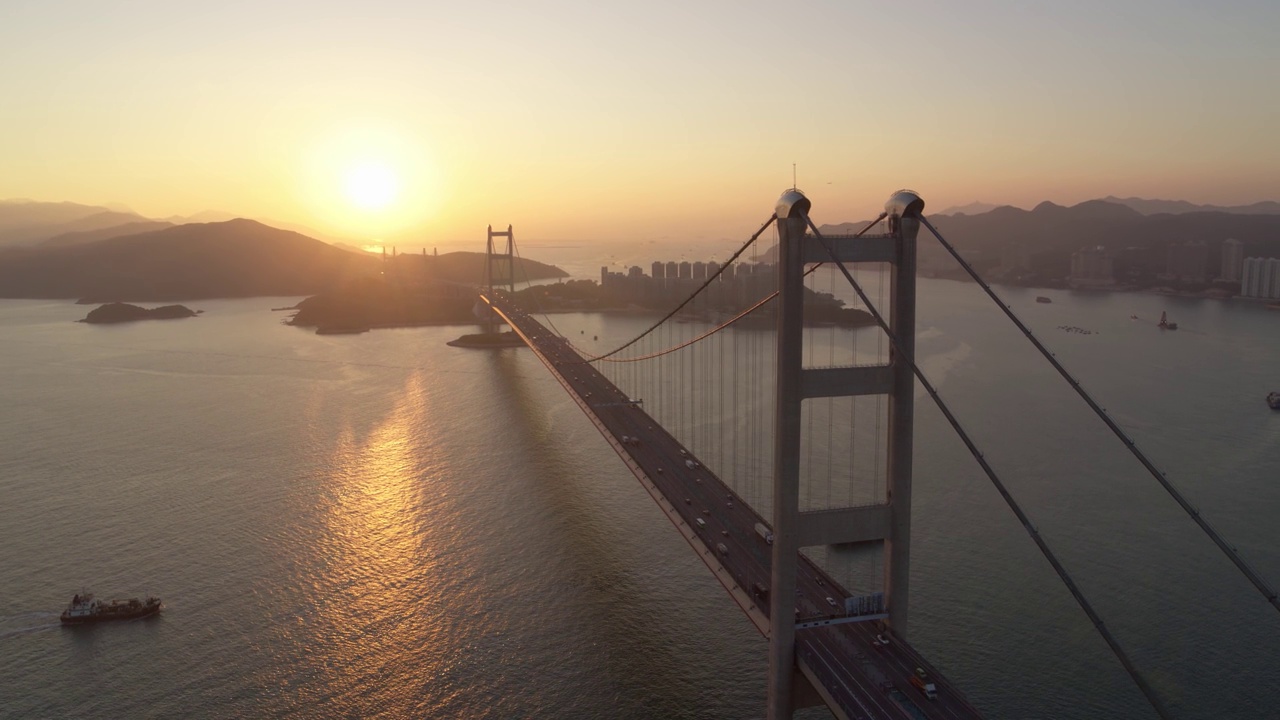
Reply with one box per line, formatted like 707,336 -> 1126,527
343,162 -> 400,211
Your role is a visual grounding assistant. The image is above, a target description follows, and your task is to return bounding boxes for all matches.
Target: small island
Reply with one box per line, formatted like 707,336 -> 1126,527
447,331 -> 526,348
81,302 -> 199,324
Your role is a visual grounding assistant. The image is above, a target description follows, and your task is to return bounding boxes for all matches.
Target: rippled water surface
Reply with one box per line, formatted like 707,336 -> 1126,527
1,281 -> 1278,719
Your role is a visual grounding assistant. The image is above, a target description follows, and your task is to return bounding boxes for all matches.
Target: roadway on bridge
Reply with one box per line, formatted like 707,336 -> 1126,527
486,298 -> 982,720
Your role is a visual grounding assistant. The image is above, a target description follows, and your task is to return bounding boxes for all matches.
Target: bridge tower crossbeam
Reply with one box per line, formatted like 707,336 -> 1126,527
767,189 -> 924,719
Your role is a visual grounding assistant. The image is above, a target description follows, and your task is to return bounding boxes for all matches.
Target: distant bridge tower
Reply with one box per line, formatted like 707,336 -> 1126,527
486,225 -> 515,294
768,189 -> 924,719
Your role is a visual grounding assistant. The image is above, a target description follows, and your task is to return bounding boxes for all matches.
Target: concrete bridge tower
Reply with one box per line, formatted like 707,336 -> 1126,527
767,189 -> 924,719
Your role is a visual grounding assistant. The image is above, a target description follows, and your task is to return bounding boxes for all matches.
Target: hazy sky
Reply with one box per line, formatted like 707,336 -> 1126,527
3,0 -> 1278,246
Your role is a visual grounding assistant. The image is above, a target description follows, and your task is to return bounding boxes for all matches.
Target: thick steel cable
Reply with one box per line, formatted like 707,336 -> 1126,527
571,214 -> 778,363
919,216 -> 1280,616
587,214 -> 888,364
507,234 -> 573,341
806,216 -> 1173,720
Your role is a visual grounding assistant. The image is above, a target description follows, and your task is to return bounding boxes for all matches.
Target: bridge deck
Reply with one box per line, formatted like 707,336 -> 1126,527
483,296 -> 983,720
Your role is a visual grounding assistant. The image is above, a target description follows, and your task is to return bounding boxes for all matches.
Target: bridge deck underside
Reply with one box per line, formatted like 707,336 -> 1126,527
483,296 -> 982,720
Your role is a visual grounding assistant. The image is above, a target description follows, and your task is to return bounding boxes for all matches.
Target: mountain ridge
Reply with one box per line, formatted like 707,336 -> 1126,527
0,218 -> 568,302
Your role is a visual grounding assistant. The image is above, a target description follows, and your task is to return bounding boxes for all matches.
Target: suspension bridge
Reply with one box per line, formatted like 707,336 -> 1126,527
468,190 -> 1279,720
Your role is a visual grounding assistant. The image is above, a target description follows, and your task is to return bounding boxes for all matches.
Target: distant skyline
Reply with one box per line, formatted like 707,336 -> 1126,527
3,0 -> 1278,245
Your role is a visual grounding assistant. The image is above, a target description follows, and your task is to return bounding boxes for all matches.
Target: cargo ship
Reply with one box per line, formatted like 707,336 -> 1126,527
60,592 -> 162,624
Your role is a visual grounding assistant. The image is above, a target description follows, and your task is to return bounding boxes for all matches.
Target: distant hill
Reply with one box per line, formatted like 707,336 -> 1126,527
161,210 -> 239,224
936,201 -> 1003,216
918,200 -> 1280,282
0,201 -> 150,247
288,253 -> 568,331
755,200 -> 1280,280
395,251 -> 568,285
0,219 -> 569,302
41,220 -> 174,247
333,242 -> 375,255
1100,196 -> 1280,216
0,219 -> 379,301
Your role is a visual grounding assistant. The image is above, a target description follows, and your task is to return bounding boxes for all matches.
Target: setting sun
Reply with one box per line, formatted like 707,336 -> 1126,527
343,162 -> 399,211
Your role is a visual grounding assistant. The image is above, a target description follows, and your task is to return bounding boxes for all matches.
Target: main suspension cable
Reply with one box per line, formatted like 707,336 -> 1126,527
919,215 -> 1280,616
586,214 -> 888,364
575,214 -> 778,363
807,216 -> 1173,720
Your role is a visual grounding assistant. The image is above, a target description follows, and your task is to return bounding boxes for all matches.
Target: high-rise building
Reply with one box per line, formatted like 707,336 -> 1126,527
692,261 -> 707,280
1221,238 -> 1244,282
665,261 -> 678,279
678,261 -> 692,279
1241,257 -> 1280,299
1069,246 -> 1115,287
652,261 -> 665,280
1165,241 -> 1209,283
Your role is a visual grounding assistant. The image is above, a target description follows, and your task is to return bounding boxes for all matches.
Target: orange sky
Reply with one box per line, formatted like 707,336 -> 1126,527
3,1 -> 1277,247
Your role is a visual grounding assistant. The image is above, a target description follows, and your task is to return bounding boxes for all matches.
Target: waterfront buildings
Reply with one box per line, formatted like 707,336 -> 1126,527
1241,257 -> 1280,299
1220,239 -> 1244,283
1069,246 -> 1116,287
1163,241 -> 1210,284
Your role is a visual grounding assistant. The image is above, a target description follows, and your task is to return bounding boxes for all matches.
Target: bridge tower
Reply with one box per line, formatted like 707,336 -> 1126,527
767,189 -> 924,719
486,225 -> 515,294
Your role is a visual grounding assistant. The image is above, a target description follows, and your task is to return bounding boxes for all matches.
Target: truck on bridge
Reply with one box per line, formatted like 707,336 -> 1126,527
754,522 -> 774,545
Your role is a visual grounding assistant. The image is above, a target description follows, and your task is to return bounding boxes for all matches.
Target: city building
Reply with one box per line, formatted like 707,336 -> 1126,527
1163,241 -> 1209,283
1221,238 -> 1244,282
1241,257 -> 1280,299
1069,246 -> 1115,287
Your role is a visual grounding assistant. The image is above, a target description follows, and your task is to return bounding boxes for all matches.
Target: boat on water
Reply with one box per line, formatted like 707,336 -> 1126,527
60,592 -> 162,625
1158,311 -> 1179,330
1036,296 -> 1052,304
1268,392 -> 1280,411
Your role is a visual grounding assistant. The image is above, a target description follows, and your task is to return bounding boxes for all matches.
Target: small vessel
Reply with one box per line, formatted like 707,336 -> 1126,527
1268,392 -> 1280,411
1158,311 -> 1178,330
60,592 -> 162,625
1035,296 -> 1052,304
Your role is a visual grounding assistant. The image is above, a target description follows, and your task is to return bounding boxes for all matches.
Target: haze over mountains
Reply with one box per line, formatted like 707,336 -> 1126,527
797,199 -> 1280,283
937,197 -> 1280,217
0,209 -> 566,302
4,196 -> 1280,302
0,200 -> 348,249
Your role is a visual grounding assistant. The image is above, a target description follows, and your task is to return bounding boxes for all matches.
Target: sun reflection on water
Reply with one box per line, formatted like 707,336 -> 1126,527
285,373 -> 462,714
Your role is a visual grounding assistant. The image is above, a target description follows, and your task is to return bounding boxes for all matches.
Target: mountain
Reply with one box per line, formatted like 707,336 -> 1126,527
917,199 -> 1280,283
1100,196 -> 1280,216
0,219 -> 378,301
333,242 -> 375,255
0,201 -> 150,246
754,199 -> 1280,284
40,221 -> 175,247
161,210 -> 239,224
937,201 -> 1003,216
413,251 -> 568,285
0,219 -> 570,302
